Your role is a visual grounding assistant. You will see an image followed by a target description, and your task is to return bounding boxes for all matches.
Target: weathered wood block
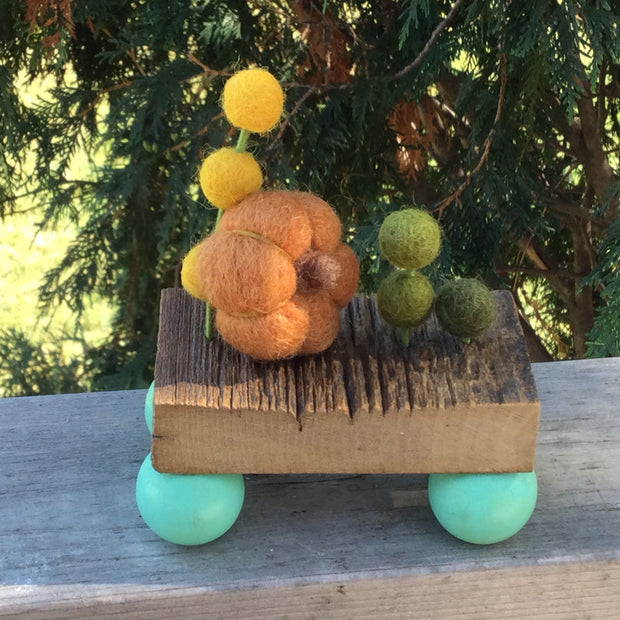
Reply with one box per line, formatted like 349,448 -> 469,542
152,288 -> 539,474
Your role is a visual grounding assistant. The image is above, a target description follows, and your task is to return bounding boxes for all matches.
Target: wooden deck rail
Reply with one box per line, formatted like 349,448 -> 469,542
1,358 -> 620,618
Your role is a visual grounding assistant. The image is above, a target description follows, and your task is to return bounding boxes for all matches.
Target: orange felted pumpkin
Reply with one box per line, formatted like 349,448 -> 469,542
195,230 -> 298,316
184,190 -> 359,361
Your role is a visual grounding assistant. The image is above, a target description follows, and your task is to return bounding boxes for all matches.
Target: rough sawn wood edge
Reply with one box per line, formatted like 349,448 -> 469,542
154,289 -> 539,417
152,289 -> 540,474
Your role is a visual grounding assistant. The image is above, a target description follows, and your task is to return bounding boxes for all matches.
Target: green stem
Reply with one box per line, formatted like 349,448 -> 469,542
235,128 -> 250,152
214,207 -> 223,228
205,303 -> 212,339
400,327 -> 410,347
205,207 -> 224,340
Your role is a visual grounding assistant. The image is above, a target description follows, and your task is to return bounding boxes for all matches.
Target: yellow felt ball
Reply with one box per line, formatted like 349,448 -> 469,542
181,243 -> 206,300
222,68 -> 284,133
199,148 -> 263,209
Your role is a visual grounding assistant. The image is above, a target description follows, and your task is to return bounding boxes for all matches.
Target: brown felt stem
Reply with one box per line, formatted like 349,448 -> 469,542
294,249 -> 341,293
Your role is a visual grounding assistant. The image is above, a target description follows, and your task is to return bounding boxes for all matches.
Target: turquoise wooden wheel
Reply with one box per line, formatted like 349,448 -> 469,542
428,471 -> 538,544
139,385 -> 244,545
136,453 -> 245,545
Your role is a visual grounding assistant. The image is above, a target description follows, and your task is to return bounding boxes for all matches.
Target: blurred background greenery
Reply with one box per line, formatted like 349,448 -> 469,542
1,0 -> 619,396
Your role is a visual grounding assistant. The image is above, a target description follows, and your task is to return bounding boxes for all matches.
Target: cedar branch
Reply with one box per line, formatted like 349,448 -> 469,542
518,236 -> 574,305
519,288 -> 570,358
496,265 -> 589,281
434,51 -> 507,218
570,78 -> 619,225
284,0 -> 467,92
388,0 -> 468,82
267,86 -> 318,151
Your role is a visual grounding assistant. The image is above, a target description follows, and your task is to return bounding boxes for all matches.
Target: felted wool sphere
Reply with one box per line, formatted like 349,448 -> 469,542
294,290 -> 341,355
219,191 -> 312,261
376,270 -> 434,328
434,278 -> 496,339
328,243 -> 359,308
199,148 -> 263,209
292,192 -> 342,253
181,242 -> 207,300
222,68 -> 284,133
216,299 -> 309,361
379,209 -> 441,269
196,231 -> 297,315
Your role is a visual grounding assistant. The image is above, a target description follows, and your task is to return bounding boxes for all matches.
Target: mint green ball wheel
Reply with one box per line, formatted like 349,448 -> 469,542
145,381 -> 154,433
428,471 -> 537,544
136,453 -> 245,545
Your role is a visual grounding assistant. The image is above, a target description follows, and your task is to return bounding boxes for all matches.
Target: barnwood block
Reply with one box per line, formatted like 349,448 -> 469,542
152,288 -> 539,474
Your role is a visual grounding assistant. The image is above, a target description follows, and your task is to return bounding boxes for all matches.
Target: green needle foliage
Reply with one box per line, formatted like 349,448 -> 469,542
1,0 -> 619,394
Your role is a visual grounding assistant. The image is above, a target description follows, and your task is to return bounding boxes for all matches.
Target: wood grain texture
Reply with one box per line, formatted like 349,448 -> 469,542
2,562 -> 619,619
1,358 -> 620,616
152,289 -> 539,474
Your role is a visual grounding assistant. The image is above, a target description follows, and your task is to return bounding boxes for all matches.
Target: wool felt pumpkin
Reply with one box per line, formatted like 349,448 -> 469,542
291,191 -> 342,253
218,191 -> 313,261
195,230 -> 298,316
183,190 -> 359,361
216,299 -> 309,361
329,243 -> 360,308
294,290 -> 341,355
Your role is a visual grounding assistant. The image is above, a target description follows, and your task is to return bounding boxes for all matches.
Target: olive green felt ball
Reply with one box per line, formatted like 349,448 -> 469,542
378,209 -> 441,269
435,279 -> 496,339
376,270 -> 435,328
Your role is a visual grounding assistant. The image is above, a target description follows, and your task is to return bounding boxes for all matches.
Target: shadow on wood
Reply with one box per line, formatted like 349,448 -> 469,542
152,289 -> 539,474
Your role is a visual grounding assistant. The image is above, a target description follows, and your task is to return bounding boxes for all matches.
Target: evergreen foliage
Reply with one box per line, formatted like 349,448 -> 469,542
1,0 -> 619,394
0,328 -> 90,395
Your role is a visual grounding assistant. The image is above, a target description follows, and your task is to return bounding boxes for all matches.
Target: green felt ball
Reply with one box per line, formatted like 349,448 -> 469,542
428,471 -> 538,544
378,209 -> 441,269
435,279 -> 496,339
376,270 -> 434,328
136,453 -> 245,546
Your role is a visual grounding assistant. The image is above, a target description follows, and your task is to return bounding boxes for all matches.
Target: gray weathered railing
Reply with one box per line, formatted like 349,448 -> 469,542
1,358 -> 619,618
